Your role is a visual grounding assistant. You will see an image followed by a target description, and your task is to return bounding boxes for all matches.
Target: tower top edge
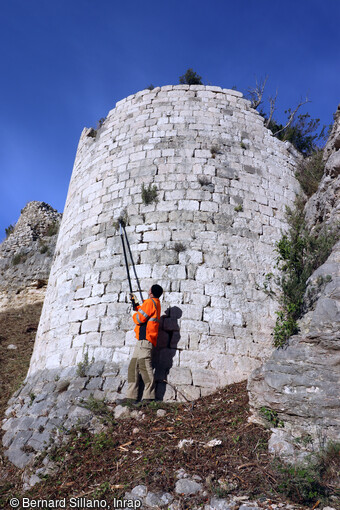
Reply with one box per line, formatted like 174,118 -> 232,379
110,85 -> 243,112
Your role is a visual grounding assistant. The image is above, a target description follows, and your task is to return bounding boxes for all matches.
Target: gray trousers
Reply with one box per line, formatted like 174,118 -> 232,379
126,340 -> 155,400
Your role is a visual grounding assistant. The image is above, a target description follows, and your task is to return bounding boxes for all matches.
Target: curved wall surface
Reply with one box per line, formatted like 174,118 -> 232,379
28,85 -> 300,395
3,85 -> 303,467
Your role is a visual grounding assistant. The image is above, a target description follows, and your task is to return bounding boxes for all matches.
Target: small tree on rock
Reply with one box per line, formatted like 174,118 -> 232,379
179,68 -> 203,85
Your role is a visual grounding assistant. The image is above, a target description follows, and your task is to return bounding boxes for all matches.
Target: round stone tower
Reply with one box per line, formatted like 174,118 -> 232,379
3,85 -> 301,467
29,85 -> 300,394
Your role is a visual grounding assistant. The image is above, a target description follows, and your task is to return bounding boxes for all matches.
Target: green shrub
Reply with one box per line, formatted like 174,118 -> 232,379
96,117 -> 106,129
5,224 -> 14,237
45,222 -> 59,237
12,253 -> 26,265
173,242 -> 186,253
198,175 -> 211,186
179,68 -> 203,85
295,149 -> 325,197
40,244 -> 49,254
234,205 -> 243,212
276,463 -> 324,503
141,183 -> 158,205
76,349 -> 94,377
274,441 -> 340,504
210,146 -> 221,158
259,406 -> 284,428
274,198 -> 339,348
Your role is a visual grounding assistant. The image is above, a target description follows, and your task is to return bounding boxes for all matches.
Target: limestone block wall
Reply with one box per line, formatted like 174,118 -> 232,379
3,85 -> 303,468
28,85 -> 300,397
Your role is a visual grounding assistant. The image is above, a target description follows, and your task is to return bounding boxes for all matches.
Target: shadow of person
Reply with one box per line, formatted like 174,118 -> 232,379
153,306 -> 182,401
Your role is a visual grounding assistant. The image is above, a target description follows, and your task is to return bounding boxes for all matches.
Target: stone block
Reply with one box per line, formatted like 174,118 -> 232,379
192,368 -> 219,388
178,249 -> 203,265
180,319 -> 209,334
75,287 -> 92,300
69,308 -> 87,322
176,385 -> 200,401
178,200 -> 199,211
168,367 -> 192,385
5,447 -> 34,469
180,350 -> 212,368
86,377 -> 104,391
166,265 -> 186,280
102,377 -> 122,392
205,282 -> 225,297
200,201 -> 218,212
195,266 -> 215,282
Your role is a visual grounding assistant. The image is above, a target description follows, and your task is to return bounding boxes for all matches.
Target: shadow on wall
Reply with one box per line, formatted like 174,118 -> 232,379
154,306 -> 182,401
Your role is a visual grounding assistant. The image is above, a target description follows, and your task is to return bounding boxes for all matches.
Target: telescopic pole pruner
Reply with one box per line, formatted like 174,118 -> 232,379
121,223 -> 144,304
120,223 -> 133,295
119,222 -> 144,310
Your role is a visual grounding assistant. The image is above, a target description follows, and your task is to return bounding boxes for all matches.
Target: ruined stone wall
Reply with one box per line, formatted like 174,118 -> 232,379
3,86 -> 301,468
0,201 -> 61,310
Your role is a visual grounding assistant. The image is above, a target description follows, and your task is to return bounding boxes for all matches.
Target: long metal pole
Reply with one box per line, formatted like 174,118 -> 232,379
122,223 -> 144,303
119,223 -> 133,295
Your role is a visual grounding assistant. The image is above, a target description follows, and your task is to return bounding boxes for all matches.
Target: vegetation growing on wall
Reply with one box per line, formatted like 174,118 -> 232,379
5,224 -> 14,238
141,182 -> 158,205
273,198 -> 338,348
295,149 -> 325,197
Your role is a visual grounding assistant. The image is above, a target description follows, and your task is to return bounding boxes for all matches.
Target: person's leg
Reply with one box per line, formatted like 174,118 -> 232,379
126,343 -> 141,400
138,340 -> 155,400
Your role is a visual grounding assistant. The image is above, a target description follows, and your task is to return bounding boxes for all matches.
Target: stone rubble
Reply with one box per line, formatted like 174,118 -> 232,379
121,482 -> 323,509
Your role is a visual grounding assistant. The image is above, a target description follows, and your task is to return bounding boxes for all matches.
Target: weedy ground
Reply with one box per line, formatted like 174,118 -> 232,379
0,304 -> 339,509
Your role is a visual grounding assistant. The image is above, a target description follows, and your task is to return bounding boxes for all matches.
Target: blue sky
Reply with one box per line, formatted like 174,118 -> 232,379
1,0 -> 339,241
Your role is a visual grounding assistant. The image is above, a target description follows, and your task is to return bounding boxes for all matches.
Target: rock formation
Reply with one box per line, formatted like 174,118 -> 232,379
248,106 -> 340,461
0,201 -> 61,311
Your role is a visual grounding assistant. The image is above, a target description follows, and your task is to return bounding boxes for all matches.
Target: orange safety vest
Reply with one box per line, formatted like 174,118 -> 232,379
133,297 -> 161,347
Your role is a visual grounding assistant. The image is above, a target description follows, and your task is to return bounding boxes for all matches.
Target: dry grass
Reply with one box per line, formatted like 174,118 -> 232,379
0,303 -> 43,500
0,304 -> 339,509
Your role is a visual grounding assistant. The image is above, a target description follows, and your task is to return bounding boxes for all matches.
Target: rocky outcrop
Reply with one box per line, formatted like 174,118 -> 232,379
305,105 -> 340,231
0,201 -> 61,310
248,107 -> 340,461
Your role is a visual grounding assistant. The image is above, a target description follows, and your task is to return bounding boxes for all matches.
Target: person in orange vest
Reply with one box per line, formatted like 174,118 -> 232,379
124,284 -> 163,405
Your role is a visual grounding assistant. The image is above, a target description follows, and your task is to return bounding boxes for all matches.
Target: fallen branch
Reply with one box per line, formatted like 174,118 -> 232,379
237,462 -> 257,470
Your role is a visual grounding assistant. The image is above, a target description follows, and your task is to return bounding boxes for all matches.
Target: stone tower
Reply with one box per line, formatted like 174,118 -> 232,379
3,85 -> 301,467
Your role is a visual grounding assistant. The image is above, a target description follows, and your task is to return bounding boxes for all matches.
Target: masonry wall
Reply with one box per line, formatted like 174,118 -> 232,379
3,85 -> 303,468
0,201 -> 61,310
28,85 -> 300,398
